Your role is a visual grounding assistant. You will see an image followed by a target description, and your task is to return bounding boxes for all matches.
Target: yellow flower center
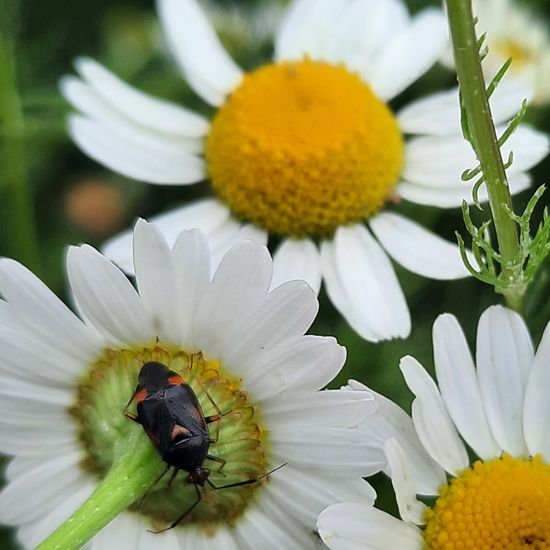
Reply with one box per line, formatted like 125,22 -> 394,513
494,40 -> 533,72
423,454 -> 550,549
72,344 -> 268,532
206,59 -> 404,238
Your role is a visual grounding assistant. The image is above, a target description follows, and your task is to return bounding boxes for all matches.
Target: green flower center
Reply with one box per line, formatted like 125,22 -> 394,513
71,344 -> 268,532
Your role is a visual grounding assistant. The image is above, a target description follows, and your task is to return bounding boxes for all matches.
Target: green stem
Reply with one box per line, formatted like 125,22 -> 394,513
0,32 -> 42,273
36,429 -> 164,550
446,0 -> 523,313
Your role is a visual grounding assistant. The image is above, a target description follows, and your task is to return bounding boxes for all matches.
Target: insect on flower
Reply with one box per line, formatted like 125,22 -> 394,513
124,359 -> 285,532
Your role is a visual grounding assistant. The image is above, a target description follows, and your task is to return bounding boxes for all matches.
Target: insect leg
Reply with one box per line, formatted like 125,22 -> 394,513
167,468 -> 180,487
137,464 -> 171,508
205,454 -> 227,474
149,484 -> 202,534
123,388 -> 142,424
188,353 -> 235,443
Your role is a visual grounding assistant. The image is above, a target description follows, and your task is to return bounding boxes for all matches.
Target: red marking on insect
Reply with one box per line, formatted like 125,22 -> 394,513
167,374 -> 184,386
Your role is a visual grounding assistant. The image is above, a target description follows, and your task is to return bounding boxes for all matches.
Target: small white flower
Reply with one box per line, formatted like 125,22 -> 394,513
61,0 -> 549,342
318,305 -> 550,549
443,0 -> 550,105
0,221 -> 381,550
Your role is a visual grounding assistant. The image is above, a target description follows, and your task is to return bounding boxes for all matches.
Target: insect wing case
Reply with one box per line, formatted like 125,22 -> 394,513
138,383 -> 211,471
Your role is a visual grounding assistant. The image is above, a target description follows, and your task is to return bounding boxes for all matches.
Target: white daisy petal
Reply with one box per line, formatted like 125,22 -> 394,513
269,467 -> 376,529
67,245 -> 155,344
400,355 -> 469,475
244,335 -> 347,400
318,503 -> 424,550
235,502 -> 312,550
61,77 -> 203,157
194,241 -> 273,360
385,438 -> 427,525
330,0 -> 410,81
73,57 -> 209,137
208,221 -> 268,275
158,0 -> 243,106
403,125 -> 548,189
369,9 -> 447,101
398,79 -> 534,136
133,219 -> 181,343
68,115 -> 206,185
102,199 -> 231,274
369,212 -> 469,280
523,321 -> 550,459
270,426 -> 385,477
0,418 -> 76,456
0,381 -> 72,415
0,258 -> 100,361
274,0 -> 348,62
398,172 -> 532,208
271,238 -> 321,294
172,229 -> 211,350
0,452 -> 85,525
262,390 -> 376,429
346,379 -> 446,496
176,528 -> 239,550
255,492 -> 320,548
0,326 -> 86,386
91,513 -> 146,550
17,482 -> 96,550
476,305 -> 533,456
321,224 -> 411,342
62,76 -> 199,160
433,314 -> 501,459
219,280 -> 319,376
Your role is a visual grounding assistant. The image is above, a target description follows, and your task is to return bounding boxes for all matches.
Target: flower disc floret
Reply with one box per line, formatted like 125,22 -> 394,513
424,454 -> 550,549
206,59 -> 404,238
73,344 -> 267,530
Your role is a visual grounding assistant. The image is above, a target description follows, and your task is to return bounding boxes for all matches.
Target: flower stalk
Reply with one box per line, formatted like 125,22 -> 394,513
36,427 -> 164,550
446,0 -> 524,312
0,14 -> 42,274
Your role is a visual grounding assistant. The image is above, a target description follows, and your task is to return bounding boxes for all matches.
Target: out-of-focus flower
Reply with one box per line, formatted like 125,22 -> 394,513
443,0 -> 550,105
61,0 -> 549,342
318,305 -> 550,549
64,179 -> 127,237
0,221 -> 381,549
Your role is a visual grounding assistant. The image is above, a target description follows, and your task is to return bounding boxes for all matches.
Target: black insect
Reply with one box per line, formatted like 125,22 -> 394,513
125,360 -> 283,532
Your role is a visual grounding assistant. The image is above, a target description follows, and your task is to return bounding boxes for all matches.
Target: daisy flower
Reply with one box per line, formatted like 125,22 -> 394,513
443,0 -> 550,105
318,305 -> 550,549
0,220 -> 382,550
61,0 -> 549,342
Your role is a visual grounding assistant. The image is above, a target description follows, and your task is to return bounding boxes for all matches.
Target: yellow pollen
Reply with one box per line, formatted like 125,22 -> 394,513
206,59 -> 404,238
423,454 -> 550,549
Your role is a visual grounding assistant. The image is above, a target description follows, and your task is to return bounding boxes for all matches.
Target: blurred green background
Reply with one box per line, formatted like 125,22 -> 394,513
1,0 -> 549,547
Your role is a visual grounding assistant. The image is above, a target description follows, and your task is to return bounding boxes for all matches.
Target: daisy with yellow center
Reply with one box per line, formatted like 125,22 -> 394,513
318,305 -> 550,549
0,221 -> 381,549
61,0 -> 549,342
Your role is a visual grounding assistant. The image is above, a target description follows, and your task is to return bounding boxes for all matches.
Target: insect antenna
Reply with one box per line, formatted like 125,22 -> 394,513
206,462 -> 287,491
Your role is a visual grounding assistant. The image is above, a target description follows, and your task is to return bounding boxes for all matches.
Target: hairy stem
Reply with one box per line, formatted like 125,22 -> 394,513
446,0 -> 523,312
